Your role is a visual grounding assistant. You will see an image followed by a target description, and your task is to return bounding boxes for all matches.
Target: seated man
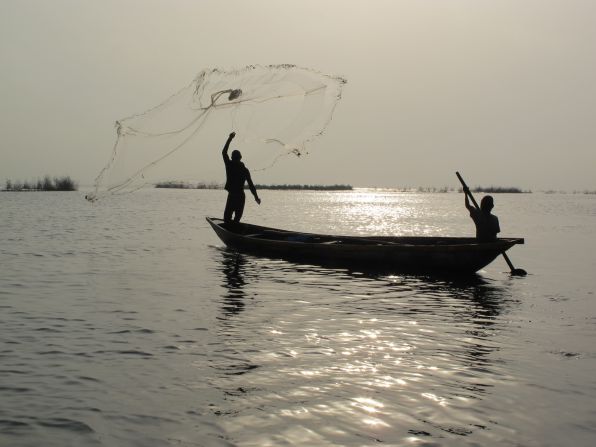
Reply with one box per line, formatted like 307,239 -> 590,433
465,192 -> 500,242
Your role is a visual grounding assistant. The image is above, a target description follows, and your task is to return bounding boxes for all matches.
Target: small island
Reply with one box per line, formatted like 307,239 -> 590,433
2,176 -> 78,192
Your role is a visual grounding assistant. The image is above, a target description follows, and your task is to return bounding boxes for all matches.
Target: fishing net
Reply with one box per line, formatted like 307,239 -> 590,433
87,64 -> 346,201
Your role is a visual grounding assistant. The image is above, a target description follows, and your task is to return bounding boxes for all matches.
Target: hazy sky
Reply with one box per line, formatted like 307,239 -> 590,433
1,0 -> 595,190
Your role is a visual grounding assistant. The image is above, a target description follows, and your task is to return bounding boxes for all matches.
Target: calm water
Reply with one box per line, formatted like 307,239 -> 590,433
1,189 -> 595,447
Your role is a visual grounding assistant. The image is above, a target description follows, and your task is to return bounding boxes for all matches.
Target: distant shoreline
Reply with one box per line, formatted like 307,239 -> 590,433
152,181 -> 537,193
255,184 -> 353,191
3,179 -> 593,194
2,176 -> 78,192
154,181 -> 353,191
387,186 -> 532,193
468,186 -> 530,194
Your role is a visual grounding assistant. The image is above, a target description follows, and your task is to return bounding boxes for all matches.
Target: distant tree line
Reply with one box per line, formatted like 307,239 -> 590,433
392,186 -> 530,193
416,186 -> 454,193
466,186 -> 529,193
155,181 -> 221,189
3,176 -> 78,191
155,181 -> 353,191
255,184 -> 353,190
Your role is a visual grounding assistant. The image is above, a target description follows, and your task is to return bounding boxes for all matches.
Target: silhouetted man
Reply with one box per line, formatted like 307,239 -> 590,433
222,132 -> 261,222
465,192 -> 500,242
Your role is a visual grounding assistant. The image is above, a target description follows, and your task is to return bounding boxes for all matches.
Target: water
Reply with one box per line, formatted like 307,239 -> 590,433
1,189 -> 595,446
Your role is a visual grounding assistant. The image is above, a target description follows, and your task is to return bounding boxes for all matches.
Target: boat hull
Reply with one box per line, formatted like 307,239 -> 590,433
206,217 -> 524,274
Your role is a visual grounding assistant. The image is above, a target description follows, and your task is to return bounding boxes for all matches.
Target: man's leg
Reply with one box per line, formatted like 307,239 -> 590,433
233,193 -> 246,222
223,193 -> 234,222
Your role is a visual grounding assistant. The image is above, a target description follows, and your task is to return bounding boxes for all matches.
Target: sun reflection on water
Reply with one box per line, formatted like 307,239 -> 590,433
421,392 -> 449,407
331,191 -> 442,236
294,190 -> 464,237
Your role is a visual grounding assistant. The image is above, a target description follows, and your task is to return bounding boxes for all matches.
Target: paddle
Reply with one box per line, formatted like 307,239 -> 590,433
456,171 -> 527,276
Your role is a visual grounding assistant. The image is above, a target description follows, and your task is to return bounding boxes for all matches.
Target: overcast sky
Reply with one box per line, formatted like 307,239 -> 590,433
1,0 -> 595,191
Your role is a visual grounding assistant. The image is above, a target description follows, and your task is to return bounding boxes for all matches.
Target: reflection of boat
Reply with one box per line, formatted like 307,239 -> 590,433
206,217 -> 524,275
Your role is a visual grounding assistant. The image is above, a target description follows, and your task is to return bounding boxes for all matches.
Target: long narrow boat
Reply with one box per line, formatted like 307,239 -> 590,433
206,217 -> 524,274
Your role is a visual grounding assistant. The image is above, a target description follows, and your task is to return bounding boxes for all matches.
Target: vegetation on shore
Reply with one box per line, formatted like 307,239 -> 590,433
155,181 -> 353,191
466,186 -> 530,193
255,184 -> 352,190
412,186 -> 530,193
393,186 -> 530,193
3,176 -> 78,191
155,181 -> 220,189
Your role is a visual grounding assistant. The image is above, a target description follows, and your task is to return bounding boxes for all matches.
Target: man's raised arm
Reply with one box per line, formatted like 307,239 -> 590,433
464,187 -> 475,212
222,132 -> 235,161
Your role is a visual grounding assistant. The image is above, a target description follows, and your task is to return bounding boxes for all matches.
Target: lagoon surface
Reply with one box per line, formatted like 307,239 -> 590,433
1,189 -> 596,446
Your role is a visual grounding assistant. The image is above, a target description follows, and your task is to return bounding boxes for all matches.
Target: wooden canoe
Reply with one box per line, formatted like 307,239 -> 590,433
206,217 -> 524,274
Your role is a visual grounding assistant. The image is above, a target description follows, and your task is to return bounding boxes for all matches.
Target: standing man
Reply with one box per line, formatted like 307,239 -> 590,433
222,132 -> 261,223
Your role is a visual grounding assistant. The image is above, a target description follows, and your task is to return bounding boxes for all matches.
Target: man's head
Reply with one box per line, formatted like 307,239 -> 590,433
480,195 -> 494,212
231,150 -> 242,161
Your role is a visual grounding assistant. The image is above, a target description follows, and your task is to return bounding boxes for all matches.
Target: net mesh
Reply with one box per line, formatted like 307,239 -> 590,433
88,64 -> 346,201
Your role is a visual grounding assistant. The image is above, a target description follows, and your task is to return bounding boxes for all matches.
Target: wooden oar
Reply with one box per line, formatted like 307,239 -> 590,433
456,171 -> 527,276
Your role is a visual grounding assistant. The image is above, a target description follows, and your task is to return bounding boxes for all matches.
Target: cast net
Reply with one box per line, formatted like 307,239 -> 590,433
87,64 -> 346,201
